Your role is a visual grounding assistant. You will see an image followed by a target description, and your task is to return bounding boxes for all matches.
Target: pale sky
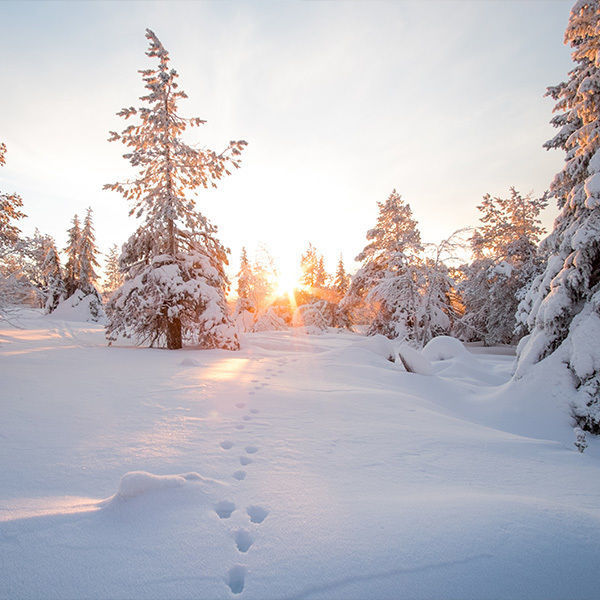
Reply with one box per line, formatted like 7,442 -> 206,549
0,0 -> 574,283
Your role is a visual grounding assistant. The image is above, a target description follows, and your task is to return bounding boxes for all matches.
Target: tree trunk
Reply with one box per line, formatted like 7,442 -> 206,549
166,317 -> 182,349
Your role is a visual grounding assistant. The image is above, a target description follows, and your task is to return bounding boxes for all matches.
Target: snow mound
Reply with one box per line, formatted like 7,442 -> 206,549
422,336 -> 469,361
353,334 -> 396,361
179,357 -> 200,367
397,343 -> 433,375
115,471 -> 187,500
51,290 -> 105,323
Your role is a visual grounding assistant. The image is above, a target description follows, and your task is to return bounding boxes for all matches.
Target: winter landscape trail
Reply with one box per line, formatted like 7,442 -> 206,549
1,313 -> 600,599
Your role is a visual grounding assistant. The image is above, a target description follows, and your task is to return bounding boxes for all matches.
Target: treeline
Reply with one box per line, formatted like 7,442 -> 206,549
234,187 -> 548,348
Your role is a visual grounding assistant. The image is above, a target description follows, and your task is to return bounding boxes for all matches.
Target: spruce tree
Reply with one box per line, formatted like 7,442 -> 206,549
104,29 -> 246,349
459,188 -> 547,344
103,244 -> 124,295
79,208 -> 101,295
0,143 -> 26,258
333,255 -> 350,300
63,214 -> 81,297
515,0 -> 600,433
344,190 -> 424,341
42,242 -> 66,312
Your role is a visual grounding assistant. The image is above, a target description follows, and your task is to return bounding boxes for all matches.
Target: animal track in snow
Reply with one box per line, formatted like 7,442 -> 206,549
250,408 -> 259,414
236,402 -> 246,409
235,424 -> 245,430
220,440 -> 234,450
243,415 -> 252,421
215,500 -> 235,519
226,565 -> 246,594
247,505 -> 269,524
249,391 -> 255,395
234,529 -> 254,553
240,456 -> 253,466
245,446 -> 259,454
233,470 -> 246,481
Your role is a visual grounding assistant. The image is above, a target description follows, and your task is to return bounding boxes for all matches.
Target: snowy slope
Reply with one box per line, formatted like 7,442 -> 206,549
1,314 -> 600,599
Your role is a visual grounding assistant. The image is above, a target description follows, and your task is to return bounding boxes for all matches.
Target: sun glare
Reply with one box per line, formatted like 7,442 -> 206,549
274,272 -> 301,299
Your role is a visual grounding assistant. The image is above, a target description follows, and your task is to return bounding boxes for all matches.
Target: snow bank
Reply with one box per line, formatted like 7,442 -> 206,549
422,335 -> 469,361
397,343 -> 433,375
50,290 -> 105,323
115,471 -> 187,500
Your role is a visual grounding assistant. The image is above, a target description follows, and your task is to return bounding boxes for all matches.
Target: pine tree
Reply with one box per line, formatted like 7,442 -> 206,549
459,188 -> 547,345
0,143 -> 26,257
515,1 -> 600,433
104,29 -> 246,349
104,244 -> 124,296
78,207 -> 100,294
344,190 -> 424,341
42,242 -> 66,312
299,243 -> 328,301
333,255 -> 351,300
63,214 -> 81,297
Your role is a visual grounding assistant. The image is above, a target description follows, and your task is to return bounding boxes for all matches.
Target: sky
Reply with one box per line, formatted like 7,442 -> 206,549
0,0 -> 575,284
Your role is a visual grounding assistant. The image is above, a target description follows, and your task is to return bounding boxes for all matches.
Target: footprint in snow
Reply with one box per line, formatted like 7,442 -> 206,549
245,446 -> 259,454
235,424 -> 245,430
250,408 -> 259,414
215,500 -> 236,519
233,470 -> 246,481
247,505 -> 269,524
240,456 -> 252,466
220,440 -> 234,450
226,565 -> 246,594
234,529 -> 254,553
236,402 -> 246,409
243,415 -> 252,421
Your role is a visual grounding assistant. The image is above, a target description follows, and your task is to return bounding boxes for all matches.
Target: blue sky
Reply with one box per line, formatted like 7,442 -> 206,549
0,0 -> 574,281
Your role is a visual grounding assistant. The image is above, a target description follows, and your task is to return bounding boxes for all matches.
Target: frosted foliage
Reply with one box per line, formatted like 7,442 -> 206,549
515,0 -> 600,433
104,29 -> 245,349
461,189 -> 547,345
107,253 -> 238,349
252,308 -> 287,332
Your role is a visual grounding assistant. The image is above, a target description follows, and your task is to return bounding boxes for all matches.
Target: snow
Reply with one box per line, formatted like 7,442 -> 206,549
422,335 -> 469,361
2,314 -> 600,599
396,342 -> 434,375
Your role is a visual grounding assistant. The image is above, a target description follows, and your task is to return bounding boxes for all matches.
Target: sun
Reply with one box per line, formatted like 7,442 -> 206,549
273,270 -> 302,300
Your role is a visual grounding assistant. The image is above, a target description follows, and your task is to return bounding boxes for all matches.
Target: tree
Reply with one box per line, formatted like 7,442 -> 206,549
0,143 -> 26,258
459,188 -> 547,345
0,143 -> 30,318
63,214 -> 81,297
300,244 -> 327,291
78,207 -> 101,295
515,1 -> 600,433
42,242 -> 66,312
344,189 -> 424,341
104,29 -> 246,349
104,244 -> 124,296
332,255 -> 351,300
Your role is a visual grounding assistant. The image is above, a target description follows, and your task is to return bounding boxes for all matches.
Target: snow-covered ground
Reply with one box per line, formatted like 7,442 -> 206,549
1,312 -> 600,599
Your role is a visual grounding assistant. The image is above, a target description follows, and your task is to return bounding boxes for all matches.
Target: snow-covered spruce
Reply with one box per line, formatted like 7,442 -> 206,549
343,190 -> 453,345
103,244 -> 124,298
104,29 -> 246,349
41,242 -> 66,313
458,188 -> 547,345
515,1 -> 600,433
